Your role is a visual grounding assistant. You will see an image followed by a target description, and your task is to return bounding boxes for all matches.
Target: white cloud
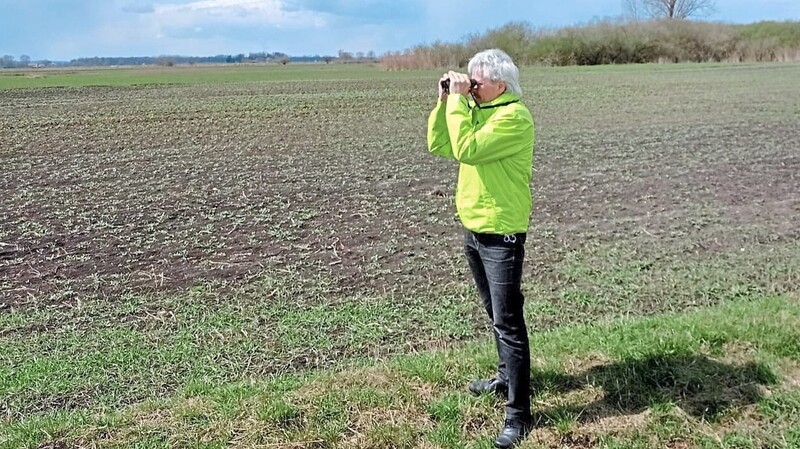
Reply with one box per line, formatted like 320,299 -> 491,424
123,1 -> 155,13
48,17 -> 242,58
152,0 -> 328,28
40,0 -> 336,58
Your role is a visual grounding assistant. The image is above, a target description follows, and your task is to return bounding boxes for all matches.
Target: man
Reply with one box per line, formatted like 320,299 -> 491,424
427,48 -> 535,449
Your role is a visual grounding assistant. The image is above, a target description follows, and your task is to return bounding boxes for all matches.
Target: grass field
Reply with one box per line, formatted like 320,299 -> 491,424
0,64 -> 425,89
1,62 -> 799,448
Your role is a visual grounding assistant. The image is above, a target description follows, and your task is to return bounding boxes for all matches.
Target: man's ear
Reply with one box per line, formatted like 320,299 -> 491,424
499,80 -> 507,92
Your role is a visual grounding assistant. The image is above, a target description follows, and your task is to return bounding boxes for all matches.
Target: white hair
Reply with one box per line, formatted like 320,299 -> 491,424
468,48 -> 522,95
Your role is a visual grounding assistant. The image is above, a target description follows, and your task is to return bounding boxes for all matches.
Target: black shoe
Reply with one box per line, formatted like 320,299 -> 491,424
494,419 -> 532,449
468,378 -> 508,398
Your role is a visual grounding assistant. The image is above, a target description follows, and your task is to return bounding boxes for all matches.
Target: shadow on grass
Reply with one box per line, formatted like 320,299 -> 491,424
530,354 -> 779,426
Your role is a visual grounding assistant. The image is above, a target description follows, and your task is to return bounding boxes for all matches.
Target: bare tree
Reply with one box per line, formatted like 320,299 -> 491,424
1,55 -> 15,68
337,50 -> 353,62
624,0 -> 716,19
623,0 -> 643,20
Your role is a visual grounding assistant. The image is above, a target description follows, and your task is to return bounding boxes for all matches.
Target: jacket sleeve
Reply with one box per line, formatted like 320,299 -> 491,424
427,100 -> 455,159
445,94 -> 533,165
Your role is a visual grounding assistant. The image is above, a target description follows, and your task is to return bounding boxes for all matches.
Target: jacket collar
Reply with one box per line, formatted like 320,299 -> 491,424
471,91 -> 520,110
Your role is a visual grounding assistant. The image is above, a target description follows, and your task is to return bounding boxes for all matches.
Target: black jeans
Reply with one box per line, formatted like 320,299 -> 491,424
464,230 -> 531,423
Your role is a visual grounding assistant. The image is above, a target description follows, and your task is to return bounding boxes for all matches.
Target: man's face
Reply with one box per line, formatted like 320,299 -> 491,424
470,71 -> 506,104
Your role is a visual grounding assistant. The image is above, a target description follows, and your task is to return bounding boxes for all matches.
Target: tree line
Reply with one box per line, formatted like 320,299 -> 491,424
68,52 -> 298,67
381,0 -> 800,68
0,52 -> 344,68
1,55 -> 42,68
381,20 -> 800,69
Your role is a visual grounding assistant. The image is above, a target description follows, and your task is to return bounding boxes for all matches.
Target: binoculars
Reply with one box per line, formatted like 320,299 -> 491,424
441,78 -> 479,94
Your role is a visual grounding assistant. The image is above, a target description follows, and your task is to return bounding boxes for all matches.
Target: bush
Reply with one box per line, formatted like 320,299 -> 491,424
379,20 -> 800,69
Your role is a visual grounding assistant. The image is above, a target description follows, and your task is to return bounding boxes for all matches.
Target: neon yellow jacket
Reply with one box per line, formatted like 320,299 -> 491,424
427,91 -> 535,234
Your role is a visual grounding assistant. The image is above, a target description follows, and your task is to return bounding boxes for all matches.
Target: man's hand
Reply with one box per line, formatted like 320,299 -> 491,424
447,71 -> 472,97
438,73 -> 449,101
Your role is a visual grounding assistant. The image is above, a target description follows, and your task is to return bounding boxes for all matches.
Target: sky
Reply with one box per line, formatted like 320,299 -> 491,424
1,0 -> 799,61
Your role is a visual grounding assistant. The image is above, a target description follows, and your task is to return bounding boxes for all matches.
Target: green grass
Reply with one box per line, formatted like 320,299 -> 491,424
2,240 -> 795,425
2,295 -> 798,448
0,63 -> 428,89
3,60 -> 790,90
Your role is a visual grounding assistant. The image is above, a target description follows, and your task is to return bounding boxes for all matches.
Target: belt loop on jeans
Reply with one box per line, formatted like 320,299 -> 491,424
503,234 -> 517,244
